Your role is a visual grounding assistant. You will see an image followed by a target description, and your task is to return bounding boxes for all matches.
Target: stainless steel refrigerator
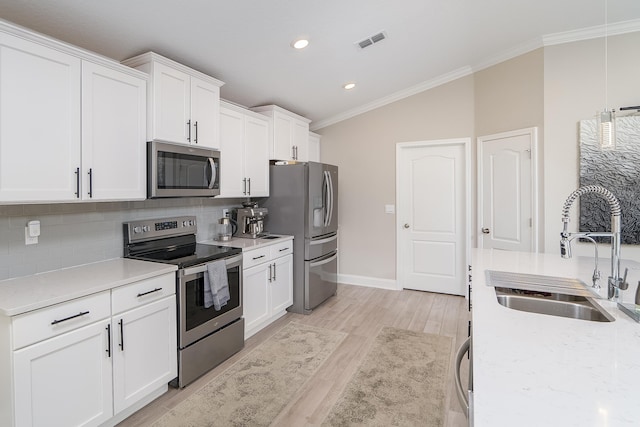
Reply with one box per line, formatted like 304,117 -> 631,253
263,162 -> 338,314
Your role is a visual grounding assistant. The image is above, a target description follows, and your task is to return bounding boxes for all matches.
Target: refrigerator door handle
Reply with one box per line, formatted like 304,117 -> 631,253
310,234 -> 338,245
327,170 -> 334,227
309,252 -> 338,268
323,171 -> 331,227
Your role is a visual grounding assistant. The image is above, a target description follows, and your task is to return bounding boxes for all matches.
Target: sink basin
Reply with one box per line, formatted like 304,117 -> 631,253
495,287 -> 614,322
486,270 -> 614,322
259,235 -> 280,240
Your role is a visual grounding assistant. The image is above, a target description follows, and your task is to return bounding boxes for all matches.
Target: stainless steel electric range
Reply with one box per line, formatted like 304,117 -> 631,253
123,216 -> 244,388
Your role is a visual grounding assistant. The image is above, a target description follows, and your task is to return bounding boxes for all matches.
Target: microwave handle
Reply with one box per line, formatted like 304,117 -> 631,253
207,158 -> 217,189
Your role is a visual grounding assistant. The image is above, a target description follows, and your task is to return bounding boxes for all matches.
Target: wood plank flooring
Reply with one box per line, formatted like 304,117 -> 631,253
118,284 -> 470,427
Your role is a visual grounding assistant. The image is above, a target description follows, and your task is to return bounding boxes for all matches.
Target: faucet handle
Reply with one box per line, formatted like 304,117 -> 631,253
619,267 -> 629,290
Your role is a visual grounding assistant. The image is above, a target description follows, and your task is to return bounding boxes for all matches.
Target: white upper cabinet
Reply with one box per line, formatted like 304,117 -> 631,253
0,22 -> 148,203
219,101 -> 269,198
81,62 -> 146,201
308,131 -> 321,162
251,105 -> 311,162
0,32 -> 81,202
122,52 -> 223,149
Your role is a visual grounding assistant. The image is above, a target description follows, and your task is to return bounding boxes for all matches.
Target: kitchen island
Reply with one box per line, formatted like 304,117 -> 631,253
472,248 -> 640,426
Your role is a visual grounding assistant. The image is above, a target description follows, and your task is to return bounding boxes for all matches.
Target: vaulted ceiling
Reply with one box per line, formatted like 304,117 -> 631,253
2,0 -> 640,128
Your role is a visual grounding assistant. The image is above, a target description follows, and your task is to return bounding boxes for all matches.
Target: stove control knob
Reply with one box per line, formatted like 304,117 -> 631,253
182,220 -> 188,227
142,226 -> 151,232
133,226 -> 142,233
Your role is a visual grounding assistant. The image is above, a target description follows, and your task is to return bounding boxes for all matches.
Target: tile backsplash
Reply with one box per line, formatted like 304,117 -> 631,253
0,198 -> 245,281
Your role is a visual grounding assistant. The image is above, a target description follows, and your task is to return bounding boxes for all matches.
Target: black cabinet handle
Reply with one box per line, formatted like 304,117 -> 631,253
273,263 -> 277,281
51,310 -> 90,325
119,319 -> 124,351
194,121 -> 198,143
279,247 -> 289,252
74,167 -> 80,198
88,168 -> 93,198
187,119 -> 191,142
137,287 -> 163,297
252,255 -> 265,260
106,324 -> 111,357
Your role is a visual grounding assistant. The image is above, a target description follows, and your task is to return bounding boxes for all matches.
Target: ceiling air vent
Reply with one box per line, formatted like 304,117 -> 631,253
355,31 -> 387,50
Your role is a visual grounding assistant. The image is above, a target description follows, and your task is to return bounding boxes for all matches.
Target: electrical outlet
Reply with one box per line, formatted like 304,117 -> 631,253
222,208 -> 229,218
25,227 -> 38,245
384,204 -> 395,214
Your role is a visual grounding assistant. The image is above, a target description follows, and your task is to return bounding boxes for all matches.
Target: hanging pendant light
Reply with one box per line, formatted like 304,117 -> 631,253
598,0 -> 616,149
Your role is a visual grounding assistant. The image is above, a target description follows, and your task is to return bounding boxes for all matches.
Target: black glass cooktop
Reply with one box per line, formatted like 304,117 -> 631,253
128,243 -> 241,269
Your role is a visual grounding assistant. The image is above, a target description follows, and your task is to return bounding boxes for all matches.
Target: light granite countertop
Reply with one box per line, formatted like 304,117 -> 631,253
200,234 -> 293,251
0,259 -> 177,317
472,248 -> 640,427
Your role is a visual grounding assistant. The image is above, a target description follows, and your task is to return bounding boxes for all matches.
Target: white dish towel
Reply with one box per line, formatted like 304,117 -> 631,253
204,260 -> 230,310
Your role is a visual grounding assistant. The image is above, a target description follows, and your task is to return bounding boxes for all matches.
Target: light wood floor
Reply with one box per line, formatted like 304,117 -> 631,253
118,284 -> 470,427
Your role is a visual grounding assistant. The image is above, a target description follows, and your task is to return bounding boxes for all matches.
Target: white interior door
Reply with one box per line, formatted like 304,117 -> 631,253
478,128 -> 537,252
397,139 -> 469,295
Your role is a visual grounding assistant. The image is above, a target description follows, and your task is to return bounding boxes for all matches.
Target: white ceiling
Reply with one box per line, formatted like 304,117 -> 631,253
2,0 -> 640,129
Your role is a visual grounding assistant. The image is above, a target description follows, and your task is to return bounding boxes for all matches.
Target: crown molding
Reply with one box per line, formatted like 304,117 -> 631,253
310,66 -> 473,131
543,18 -> 640,46
312,20 -> 640,131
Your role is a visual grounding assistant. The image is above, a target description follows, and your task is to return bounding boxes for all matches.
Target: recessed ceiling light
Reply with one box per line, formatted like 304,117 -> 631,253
292,39 -> 309,49
343,83 -> 356,90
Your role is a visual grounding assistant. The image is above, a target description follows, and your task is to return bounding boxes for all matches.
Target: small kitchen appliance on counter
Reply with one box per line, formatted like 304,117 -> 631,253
232,201 -> 268,239
123,216 -> 244,388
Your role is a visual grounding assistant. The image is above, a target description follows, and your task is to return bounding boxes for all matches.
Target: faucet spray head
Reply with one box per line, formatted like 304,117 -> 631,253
560,235 -> 572,259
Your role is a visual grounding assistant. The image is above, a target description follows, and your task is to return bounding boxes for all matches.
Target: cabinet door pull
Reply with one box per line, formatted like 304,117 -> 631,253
268,263 -> 272,283
247,178 -> 251,195
194,121 -> 198,143
187,119 -> 191,142
279,247 -> 289,252
137,287 -> 163,297
252,254 -> 265,260
243,178 -> 247,195
74,167 -> 80,198
51,310 -> 90,325
119,319 -> 124,351
88,168 -> 93,198
272,263 -> 277,281
106,324 -> 111,357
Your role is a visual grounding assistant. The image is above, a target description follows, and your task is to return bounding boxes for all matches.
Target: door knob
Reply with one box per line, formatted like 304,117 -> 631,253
403,223 -> 410,229
482,227 -> 490,234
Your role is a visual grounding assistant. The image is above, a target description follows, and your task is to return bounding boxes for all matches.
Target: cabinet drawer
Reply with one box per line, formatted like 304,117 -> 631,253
243,247 -> 271,269
12,291 -> 111,350
270,240 -> 293,258
112,273 -> 175,315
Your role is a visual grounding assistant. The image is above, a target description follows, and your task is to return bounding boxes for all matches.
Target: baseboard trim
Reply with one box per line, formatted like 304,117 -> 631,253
337,274 -> 399,291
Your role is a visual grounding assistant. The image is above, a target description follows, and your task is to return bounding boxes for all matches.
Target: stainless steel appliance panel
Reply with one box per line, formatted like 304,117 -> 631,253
177,318 -> 244,388
148,140 -> 220,198
264,162 -> 338,314
305,251 -> 338,310
305,233 -> 337,260
307,162 -> 338,239
178,254 -> 243,349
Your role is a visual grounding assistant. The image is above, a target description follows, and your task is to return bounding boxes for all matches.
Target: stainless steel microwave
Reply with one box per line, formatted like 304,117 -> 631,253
148,140 -> 220,198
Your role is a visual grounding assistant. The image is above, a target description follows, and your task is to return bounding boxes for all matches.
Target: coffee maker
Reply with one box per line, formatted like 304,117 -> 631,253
232,202 -> 268,239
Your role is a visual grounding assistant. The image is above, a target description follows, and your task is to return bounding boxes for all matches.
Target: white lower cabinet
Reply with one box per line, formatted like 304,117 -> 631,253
243,241 -> 293,338
6,272 -> 176,427
112,296 -> 177,414
13,319 -> 114,427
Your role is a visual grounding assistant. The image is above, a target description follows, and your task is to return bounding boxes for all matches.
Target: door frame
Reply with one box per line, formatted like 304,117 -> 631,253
477,127 -> 539,252
395,138 -> 471,293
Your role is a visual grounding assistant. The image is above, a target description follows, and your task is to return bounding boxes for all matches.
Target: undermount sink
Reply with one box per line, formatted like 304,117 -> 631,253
486,270 -> 614,322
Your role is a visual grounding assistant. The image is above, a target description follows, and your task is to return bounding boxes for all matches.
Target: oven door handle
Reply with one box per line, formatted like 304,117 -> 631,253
182,254 -> 243,276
